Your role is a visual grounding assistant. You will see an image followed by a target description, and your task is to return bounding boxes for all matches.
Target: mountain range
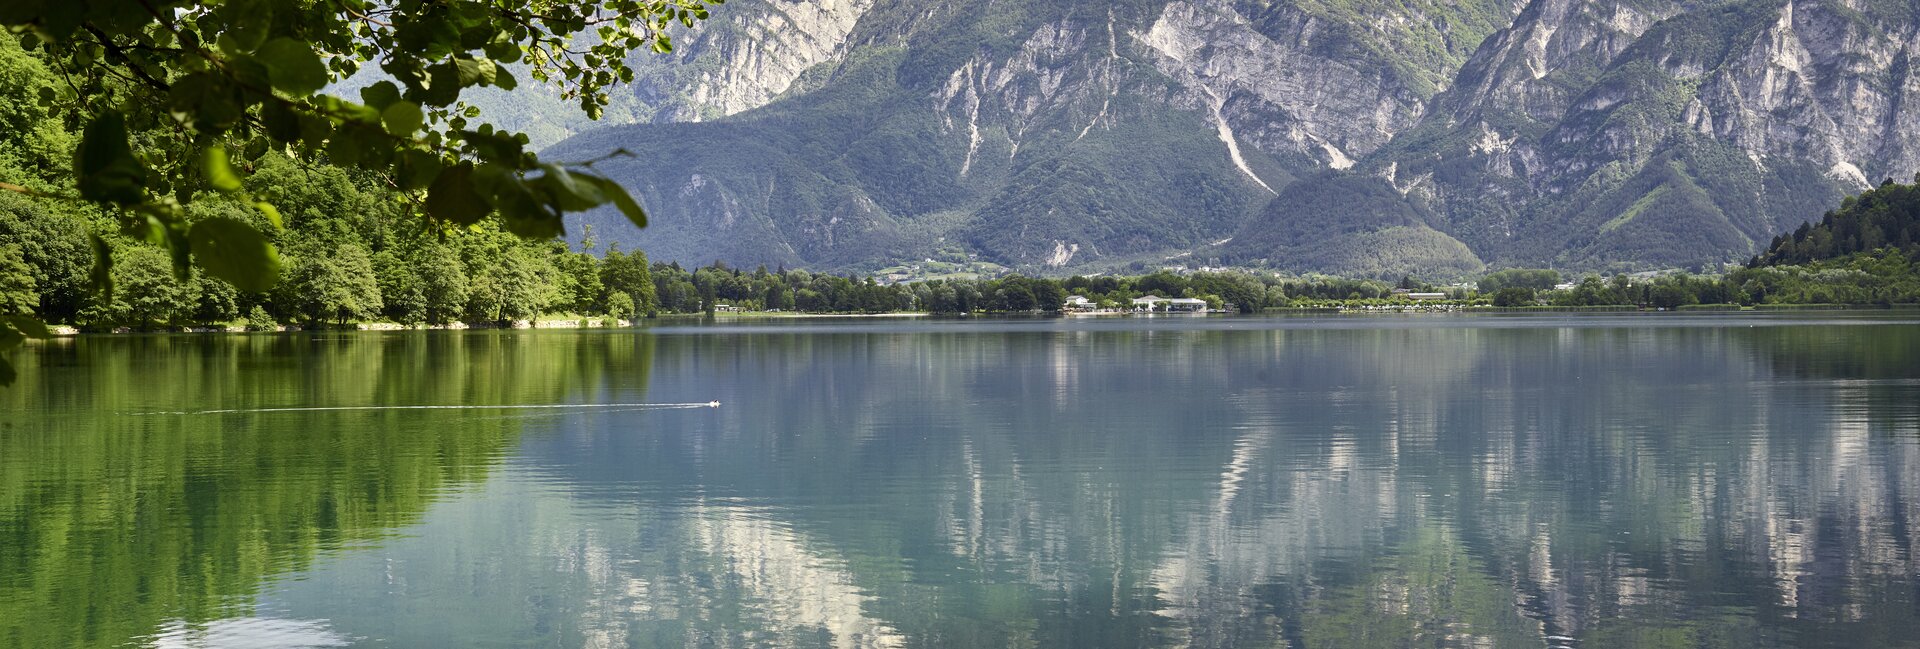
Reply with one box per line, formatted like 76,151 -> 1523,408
506,0 -> 1920,278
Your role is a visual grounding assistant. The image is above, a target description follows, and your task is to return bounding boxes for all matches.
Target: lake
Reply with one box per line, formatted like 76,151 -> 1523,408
4,314 -> 1919,648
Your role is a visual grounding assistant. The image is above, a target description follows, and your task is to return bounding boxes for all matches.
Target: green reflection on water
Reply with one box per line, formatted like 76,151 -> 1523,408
3,317 -> 1920,649
0,331 -> 652,648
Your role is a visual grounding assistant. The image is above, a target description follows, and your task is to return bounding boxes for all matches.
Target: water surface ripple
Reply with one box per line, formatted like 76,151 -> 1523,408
3,314 -> 1918,648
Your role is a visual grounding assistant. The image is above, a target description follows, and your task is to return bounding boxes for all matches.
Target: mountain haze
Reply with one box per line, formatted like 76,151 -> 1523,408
534,0 -> 1920,277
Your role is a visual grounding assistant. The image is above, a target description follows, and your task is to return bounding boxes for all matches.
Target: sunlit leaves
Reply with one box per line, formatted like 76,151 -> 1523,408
253,201 -> 282,230
187,217 -> 279,293
202,147 -> 243,193
453,57 -> 498,88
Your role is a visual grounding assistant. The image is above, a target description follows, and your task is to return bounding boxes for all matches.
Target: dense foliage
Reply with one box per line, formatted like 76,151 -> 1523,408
1751,176 -> 1920,267
0,1 -> 723,382
1476,268 -> 1561,292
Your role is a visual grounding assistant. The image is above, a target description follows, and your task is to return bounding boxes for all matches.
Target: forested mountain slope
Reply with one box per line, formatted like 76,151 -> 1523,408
541,0 -> 1920,277
1751,175 -> 1920,267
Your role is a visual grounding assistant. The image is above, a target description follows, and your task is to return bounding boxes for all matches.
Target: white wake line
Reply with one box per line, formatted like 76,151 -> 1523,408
136,402 -> 721,416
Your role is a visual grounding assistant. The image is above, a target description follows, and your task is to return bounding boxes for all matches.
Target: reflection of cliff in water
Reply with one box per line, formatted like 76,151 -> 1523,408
517,325 -> 1920,648
0,331 -> 653,648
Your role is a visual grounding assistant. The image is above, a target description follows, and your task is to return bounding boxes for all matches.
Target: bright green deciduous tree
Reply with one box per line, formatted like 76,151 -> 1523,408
280,243 -> 383,326
110,245 -> 189,328
605,291 -> 634,322
600,247 -> 655,316
417,244 -> 471,326
0,243 -> 37,315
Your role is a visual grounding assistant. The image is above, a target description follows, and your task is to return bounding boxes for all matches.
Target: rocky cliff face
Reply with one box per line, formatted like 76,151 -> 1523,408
543,0 -> 1920,276
1689,0 -> 1920,184
628,0 -> 878,122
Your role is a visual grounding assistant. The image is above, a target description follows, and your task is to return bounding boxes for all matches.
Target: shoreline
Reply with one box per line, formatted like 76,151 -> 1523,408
39,312 -> 938,336
35,305 -> 1917,337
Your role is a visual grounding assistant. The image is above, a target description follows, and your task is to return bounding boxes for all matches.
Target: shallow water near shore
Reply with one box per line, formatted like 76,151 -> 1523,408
4,313 -> 1919,648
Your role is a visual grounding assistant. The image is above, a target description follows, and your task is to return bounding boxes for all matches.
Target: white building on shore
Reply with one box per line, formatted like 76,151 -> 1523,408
1131,296 -> 1209,312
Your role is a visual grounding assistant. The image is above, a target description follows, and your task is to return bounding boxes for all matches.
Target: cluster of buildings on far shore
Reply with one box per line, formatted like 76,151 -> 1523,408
1063,288 -> 1455,314
1063,295 -> 1211,313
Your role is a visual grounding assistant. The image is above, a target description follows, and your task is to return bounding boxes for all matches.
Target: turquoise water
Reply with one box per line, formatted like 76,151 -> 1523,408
4,314 -> 1919,648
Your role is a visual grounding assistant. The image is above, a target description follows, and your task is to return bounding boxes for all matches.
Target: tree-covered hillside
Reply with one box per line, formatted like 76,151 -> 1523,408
1751,176 -> 1920,267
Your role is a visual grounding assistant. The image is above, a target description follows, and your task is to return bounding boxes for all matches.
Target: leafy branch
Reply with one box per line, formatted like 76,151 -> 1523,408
0,0 -> 722,384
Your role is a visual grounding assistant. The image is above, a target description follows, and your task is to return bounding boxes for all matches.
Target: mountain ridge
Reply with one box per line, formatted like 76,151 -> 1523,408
534,0 -> 1920,277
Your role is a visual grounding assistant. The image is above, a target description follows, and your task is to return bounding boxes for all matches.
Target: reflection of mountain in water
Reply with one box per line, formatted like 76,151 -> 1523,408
0,331 -> 653,648
486,323 -> 1920,648
12,322 -> 1917,648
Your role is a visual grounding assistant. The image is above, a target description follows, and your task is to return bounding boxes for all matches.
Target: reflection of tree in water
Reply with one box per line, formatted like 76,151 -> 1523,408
519,325 -> 1920,648
0,331 -> 651,648
13,323 -> 1915,648
1736,323 -> 1920,430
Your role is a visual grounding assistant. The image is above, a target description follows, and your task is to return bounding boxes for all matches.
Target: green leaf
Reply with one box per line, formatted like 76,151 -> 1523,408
203,146 -> 243,193
326,134 -> 362,167
459,129 -> 523,163
220,0 -> 273,51
359,80 -> 401,110
254,201 -> 283,230
256,38 -> 328,95
74,111 -> 147,205
87,233 -> 113,301
188,217 -> 281,293
261,101 -> 301,143
1,315 -> 52,339
419,62 -> 461,106
453,57 -> 497,87
165,221 -> 193,280
297,114 -> 332,151
397,150 -> 445,191
426,162 -> 489,225
492,177 -> 563,239
0,325 -> 21,351
587,175 -> 648,228
168,73 -> 243,131
535,165 -> 604,212
381,101 -> 424,136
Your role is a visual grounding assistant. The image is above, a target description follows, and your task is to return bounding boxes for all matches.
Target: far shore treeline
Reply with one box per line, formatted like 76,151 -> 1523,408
6,172 -> 1920,330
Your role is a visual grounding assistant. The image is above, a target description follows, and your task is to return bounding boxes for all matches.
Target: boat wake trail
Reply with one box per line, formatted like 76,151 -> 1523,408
135,402 -> 722,416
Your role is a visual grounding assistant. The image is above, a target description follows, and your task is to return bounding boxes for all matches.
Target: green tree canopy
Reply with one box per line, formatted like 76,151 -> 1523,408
0,0 -> 721,382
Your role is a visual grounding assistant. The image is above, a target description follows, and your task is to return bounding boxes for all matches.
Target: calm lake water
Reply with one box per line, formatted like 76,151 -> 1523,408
4,314 -> 1920,649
